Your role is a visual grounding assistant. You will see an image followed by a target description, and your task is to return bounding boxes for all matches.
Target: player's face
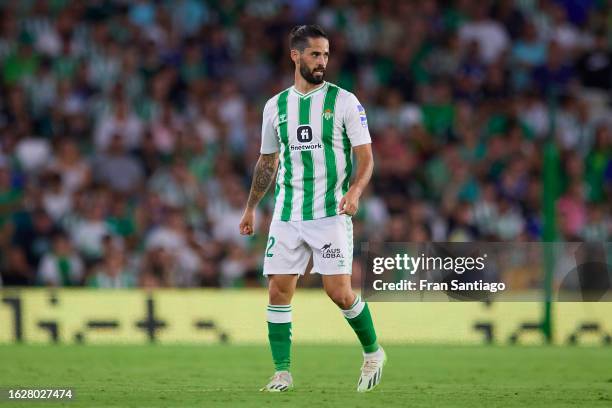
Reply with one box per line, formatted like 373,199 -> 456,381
296,37 -> 329,85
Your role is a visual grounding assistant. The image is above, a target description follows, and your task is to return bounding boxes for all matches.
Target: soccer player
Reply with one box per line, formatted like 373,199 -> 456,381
239,25 -> 385,393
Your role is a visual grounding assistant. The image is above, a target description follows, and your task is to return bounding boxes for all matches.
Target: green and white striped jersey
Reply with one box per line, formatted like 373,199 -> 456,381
260,81 -> 371,221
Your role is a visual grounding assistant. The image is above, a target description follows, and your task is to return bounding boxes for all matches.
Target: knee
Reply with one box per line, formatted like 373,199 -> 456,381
269,282 -> 293,305
327,288 -> 355,310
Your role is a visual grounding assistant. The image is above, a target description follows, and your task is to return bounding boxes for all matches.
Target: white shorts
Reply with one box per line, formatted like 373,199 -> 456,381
263,215 -> 353,276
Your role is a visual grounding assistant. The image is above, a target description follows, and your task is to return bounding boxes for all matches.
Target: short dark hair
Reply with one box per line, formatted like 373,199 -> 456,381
289,25 -> 328,51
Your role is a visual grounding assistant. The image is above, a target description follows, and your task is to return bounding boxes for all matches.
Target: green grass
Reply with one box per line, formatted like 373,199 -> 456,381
0,344 -> 611,407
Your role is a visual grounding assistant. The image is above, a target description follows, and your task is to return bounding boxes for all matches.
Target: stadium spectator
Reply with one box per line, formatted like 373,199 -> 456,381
12,209 -> 61,271
41,171 -> 72,222
94,98 -> 144,152
531,41 -> 575,95
38,231 -> 84,286
459,3 -> 509,63
576,31 -> 612,91
87,246 -> 136,288
69,197 -> 114,263
1,246 -> 33,286
47,138 -> 92,193
92,134 -> 144,193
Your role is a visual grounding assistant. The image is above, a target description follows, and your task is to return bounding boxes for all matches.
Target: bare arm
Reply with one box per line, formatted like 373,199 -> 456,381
338,143 -> 374,215
246,153 -> 279,209
240,153 -> 279,235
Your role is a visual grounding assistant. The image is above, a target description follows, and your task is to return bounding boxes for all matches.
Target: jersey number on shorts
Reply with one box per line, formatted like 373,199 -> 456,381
266,236 -> 276,257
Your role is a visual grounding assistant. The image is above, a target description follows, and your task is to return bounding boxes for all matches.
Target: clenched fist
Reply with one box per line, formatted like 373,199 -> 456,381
239,209 -> 255,235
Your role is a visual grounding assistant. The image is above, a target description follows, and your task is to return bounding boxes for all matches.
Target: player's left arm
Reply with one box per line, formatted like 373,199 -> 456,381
338,144 -> 373,216
338,93 -> 374,216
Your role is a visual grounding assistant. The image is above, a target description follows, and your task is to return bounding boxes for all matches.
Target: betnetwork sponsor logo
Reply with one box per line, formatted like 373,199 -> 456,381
290,143 -> 323,151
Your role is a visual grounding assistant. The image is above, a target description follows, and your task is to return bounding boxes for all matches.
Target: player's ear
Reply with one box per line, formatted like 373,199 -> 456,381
290,49 -> 300,65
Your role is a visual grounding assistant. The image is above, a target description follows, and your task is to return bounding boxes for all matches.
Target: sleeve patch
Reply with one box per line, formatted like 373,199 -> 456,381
357,105 -> 368,128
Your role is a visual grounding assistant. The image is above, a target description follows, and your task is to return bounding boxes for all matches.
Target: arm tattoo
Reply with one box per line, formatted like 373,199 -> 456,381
246,153 -> 278,209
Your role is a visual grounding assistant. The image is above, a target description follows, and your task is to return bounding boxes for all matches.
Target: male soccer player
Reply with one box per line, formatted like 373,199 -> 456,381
239,25 -> 385,393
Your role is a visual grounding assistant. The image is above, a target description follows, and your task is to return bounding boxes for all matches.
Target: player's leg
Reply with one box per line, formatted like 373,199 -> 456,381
306,215 -> 386,392
261,220 -> 310,392
322,274 -> 379,353
265,273 -> 298,391
322,274 -> 386,392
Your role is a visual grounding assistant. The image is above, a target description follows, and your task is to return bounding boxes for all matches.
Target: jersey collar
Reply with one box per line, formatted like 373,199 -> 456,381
291,81 -> 328,98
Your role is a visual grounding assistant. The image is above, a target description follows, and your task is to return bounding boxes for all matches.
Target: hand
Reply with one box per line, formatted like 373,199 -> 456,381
338,187 -> 361,216
239,209 -> 255,235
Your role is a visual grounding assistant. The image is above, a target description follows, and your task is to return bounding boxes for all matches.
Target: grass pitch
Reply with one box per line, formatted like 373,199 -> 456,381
0,344 -> 611,407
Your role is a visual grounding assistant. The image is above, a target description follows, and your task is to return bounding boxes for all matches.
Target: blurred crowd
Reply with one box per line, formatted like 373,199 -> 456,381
0,0 -> 610,289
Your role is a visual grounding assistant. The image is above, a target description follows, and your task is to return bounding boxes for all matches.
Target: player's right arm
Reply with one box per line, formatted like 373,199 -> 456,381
240,152 -> 279,235
239,99 -> 280,236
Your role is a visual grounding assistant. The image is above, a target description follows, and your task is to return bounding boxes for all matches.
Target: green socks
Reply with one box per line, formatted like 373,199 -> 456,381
342,295 -> 379,353
267,297 -> 378,372
267,304 -> 292,372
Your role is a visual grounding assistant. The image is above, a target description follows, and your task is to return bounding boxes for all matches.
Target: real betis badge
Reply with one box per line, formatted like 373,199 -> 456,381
323,108 -> 333,120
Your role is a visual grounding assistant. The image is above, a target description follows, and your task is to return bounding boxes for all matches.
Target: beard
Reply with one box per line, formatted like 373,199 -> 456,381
299,61 -> 325,85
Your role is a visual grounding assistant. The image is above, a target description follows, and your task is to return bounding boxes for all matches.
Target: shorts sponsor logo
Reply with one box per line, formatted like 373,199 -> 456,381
321,242 -> 344,259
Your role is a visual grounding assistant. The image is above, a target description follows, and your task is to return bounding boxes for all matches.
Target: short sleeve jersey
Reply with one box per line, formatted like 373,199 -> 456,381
260,82 -> 371,221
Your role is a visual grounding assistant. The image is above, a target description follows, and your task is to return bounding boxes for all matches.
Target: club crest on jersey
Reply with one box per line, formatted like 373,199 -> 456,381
321,242 -> 343,259
357,105 -> 368,128
323,108 -> 334,120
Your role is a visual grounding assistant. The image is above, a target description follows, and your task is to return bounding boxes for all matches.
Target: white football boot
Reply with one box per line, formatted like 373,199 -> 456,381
260,371 -> 293,392
357,347 -> 386,392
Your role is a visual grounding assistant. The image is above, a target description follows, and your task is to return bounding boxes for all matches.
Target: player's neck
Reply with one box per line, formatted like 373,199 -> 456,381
293,74 -> 325,96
